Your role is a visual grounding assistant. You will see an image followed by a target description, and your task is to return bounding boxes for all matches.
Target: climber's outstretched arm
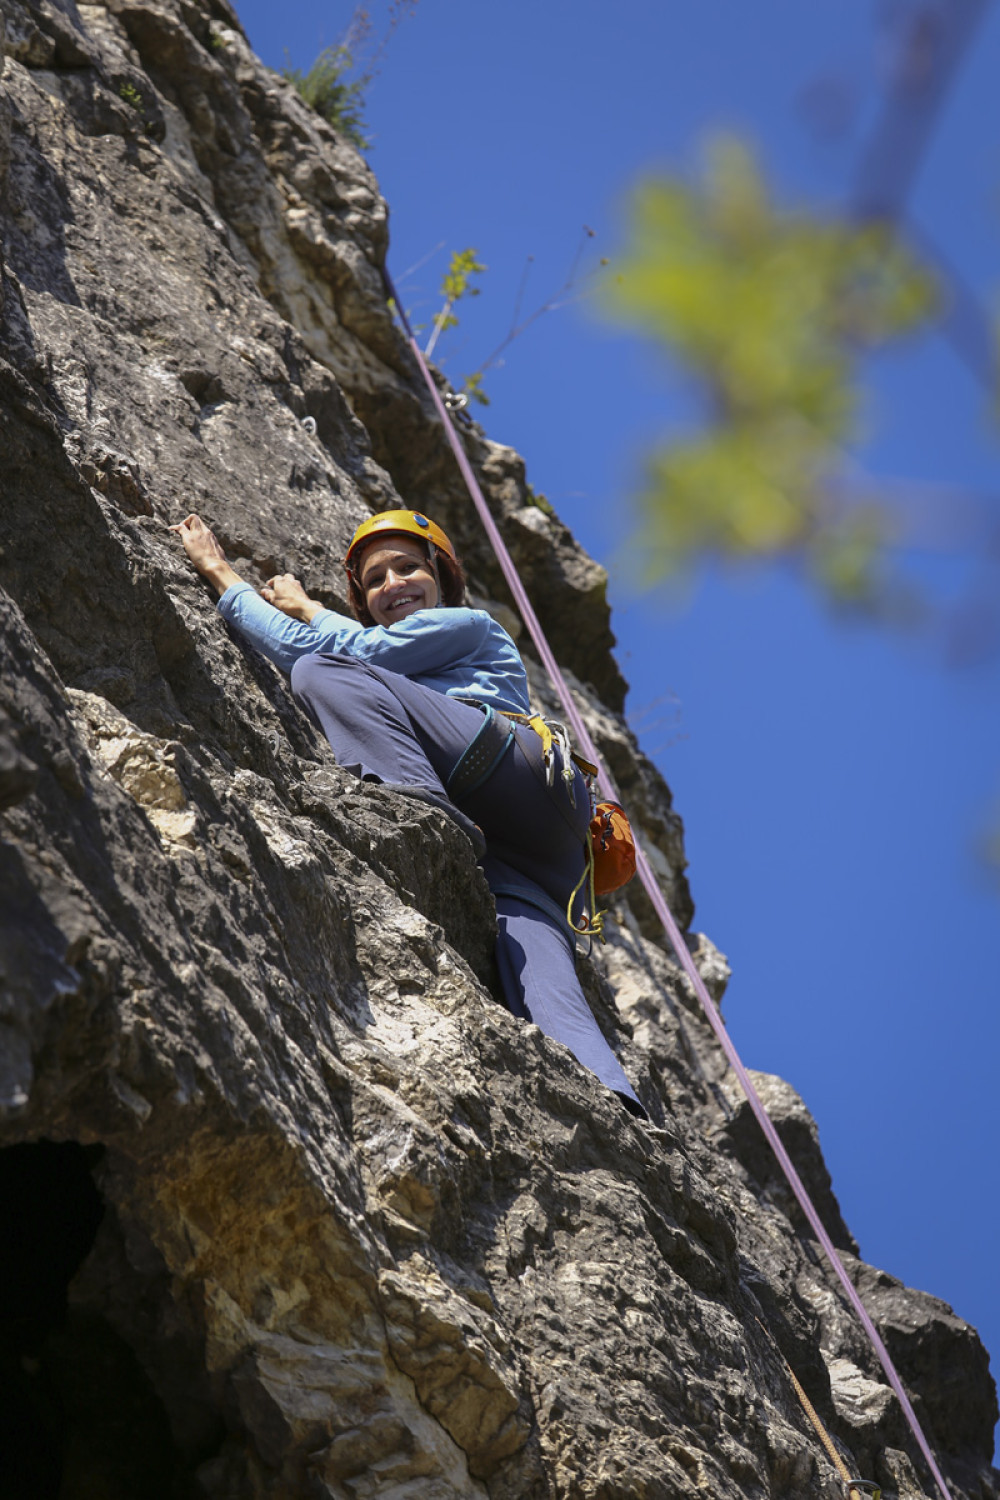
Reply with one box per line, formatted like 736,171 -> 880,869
171,514 -> 326,627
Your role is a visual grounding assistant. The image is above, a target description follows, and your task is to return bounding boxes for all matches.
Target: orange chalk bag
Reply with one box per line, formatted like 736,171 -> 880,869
567,790 -> 637,941
590,801 -> 636,896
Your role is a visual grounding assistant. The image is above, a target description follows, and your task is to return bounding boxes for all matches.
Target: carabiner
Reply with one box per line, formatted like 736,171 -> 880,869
844,1482 -> 880,1500
550,721 -> 576,807
443,390 -> 473,425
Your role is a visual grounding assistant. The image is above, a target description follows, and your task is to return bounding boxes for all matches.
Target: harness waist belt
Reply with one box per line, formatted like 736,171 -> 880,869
447,704 -> 515,801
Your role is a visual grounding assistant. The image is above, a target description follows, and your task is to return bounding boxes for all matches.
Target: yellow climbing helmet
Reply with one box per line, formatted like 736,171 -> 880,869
345,510 -> 456,574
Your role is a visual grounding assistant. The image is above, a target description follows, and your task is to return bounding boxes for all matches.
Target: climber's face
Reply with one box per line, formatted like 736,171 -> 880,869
359,536 -> 440,626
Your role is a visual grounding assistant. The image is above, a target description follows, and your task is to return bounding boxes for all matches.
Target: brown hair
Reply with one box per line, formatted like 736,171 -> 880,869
346,544 -> 468,627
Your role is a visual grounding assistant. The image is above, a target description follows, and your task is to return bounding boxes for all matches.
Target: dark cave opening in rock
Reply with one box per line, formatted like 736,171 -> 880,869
0,1139 -> 197,1500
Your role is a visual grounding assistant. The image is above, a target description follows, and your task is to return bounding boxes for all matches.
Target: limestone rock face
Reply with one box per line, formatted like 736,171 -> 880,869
0,3 -> 996,1498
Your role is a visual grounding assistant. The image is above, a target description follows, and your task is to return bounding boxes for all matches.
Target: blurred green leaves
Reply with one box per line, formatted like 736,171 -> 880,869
605,137 -> 937,607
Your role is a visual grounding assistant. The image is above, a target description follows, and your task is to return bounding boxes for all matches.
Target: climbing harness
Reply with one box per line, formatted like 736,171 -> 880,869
450,694 -> 620,936
453,702 -> 583,805
503,715 -> 635,938
446,704 -> 515,801
455,699 -> 619,937
383,265 -> 951,1500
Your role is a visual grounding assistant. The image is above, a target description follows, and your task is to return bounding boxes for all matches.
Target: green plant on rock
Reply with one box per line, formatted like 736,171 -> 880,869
461,369 -> 490,408
524,484 -> 556,517
281,4 -> 419,150
425,247 -> 487,359
459,228 -> 608,409
118,81 -> 143,110
283,44 -> 369,148
400,228 -> 607,409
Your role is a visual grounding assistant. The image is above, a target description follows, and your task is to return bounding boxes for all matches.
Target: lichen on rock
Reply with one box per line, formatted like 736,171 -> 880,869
1,2 -> 997,1497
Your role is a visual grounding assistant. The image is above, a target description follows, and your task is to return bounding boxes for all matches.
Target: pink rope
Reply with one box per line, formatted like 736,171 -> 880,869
386,276 -> 950,1500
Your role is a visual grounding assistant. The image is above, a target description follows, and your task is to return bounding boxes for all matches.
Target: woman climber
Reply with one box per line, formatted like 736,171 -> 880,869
171,508 -> 644,1117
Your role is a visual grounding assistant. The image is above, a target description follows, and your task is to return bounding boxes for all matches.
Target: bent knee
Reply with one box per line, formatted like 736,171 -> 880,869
290,651 -> 364,701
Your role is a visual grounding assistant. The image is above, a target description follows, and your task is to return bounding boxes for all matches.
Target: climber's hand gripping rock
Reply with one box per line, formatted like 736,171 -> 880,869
169,513 -> 241,597
261,573 -> 324,624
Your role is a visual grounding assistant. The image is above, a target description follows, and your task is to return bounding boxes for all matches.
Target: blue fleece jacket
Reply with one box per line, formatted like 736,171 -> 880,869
217,583 -> 531,714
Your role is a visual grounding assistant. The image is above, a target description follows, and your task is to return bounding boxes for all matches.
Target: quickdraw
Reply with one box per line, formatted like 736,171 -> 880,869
505,712 -> 585,807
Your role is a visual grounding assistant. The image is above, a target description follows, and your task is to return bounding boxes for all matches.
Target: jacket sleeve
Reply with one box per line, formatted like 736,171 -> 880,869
218,588 -> 501,683
338,608 -> 494,676
217,583 -> 366,673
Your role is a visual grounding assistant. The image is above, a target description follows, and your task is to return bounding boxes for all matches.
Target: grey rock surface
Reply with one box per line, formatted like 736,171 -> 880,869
0,2 -> 996,1497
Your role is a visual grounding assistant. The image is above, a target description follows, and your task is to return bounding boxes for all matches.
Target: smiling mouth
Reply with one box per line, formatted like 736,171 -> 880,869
386,594 -> 420,613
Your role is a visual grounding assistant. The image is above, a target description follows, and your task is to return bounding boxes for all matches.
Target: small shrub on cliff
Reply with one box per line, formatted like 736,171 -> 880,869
425,248 -> 487,359
283,45 -> 369,148
525,485 -> 555,517
401,228 -> 606,408
282,4 -> 420,152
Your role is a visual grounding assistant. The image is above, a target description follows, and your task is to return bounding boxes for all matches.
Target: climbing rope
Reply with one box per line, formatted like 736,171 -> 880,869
755,1319 -> 881,1500
565,822 -> 606,940
786,1363 -> 881,1500
383,267 -> 951,1500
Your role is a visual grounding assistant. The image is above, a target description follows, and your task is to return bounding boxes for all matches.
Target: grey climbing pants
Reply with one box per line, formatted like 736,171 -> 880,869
290,651 -> 643,1113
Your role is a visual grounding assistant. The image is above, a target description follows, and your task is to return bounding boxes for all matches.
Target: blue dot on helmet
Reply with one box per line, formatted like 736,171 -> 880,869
413,513 -> 430,528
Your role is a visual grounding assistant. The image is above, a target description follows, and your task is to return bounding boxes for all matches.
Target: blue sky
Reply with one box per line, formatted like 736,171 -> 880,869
234,0 -> 1000,1446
